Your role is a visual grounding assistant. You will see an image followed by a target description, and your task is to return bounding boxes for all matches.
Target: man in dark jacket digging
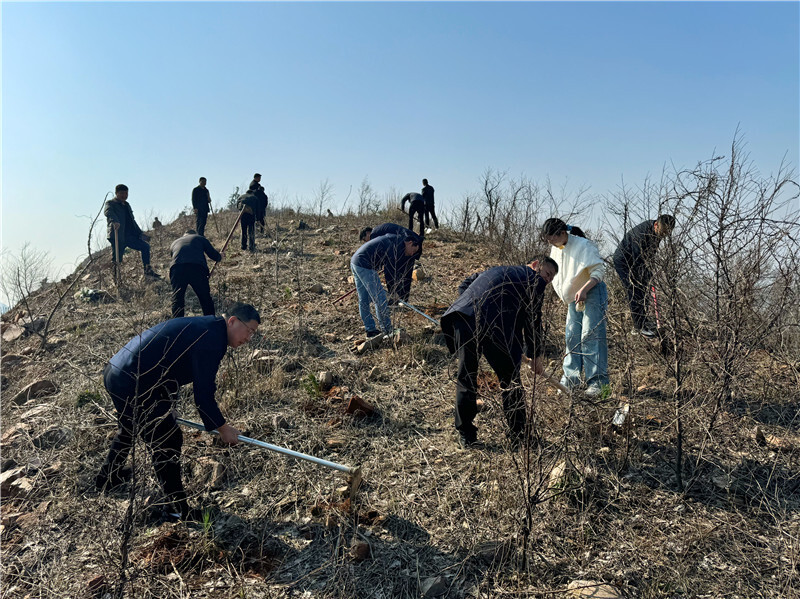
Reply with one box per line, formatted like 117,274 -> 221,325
95,303 -> 260,521
249,173 -> 269,235
440,257 -> 558,448
105,184 -> 160,279
400,192 -> 426,236
350,232 -> 422,338
169,229 -> 222,318
612,214 -> 675,338
358,222 -> 415,243
191,177 -> 212,237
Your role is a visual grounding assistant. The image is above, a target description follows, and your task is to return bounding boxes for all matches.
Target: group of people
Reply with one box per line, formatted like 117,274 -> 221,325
400,178 -> 439,235
350,214 -> 674,448
99,174 -> 674,520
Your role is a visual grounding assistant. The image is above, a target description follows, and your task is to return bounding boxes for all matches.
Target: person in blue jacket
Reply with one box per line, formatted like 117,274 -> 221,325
95,303 -> 260,520
440,258 -> 558,448
350,233 -> 422,338
358,222 -> 414,243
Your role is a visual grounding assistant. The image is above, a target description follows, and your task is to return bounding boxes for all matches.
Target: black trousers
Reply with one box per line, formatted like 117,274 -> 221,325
450,314 -> 526,438
170,263 -> 215,319
195,211 -> 209,237
241,213 -> 256,251
613,257 -> 650,329
99,364 -> 186,509
408,203 -> 426,236
424,202 -> 439,229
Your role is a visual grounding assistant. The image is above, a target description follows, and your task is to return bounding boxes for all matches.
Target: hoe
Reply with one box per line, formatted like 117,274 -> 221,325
177,418 -> 363,498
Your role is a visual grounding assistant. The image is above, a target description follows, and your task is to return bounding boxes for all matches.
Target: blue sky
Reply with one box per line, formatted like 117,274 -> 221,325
2,1 -> 798,297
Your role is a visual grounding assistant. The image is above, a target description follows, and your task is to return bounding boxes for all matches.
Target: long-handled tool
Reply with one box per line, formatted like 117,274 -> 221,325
209,201 -> 222,238
650,284 -> 661,329
397,300 -> 440,326
113,227 -> 121,291
176,418 -> 363,498
209,206 -> 246,279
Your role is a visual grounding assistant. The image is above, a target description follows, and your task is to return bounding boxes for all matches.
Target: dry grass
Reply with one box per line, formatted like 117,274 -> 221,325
1,209 -> 798,598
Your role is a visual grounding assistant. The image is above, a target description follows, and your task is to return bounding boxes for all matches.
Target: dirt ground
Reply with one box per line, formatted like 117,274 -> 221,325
1,207 -> 799,598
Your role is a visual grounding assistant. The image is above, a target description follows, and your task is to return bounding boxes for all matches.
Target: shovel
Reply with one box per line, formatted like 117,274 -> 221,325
397,300 -> 440,326
176,418 -> 363,498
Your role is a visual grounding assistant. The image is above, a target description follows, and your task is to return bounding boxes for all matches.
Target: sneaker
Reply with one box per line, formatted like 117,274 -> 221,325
95,467 -> 133,493
365,330 -> 382,339
639,326 -> 657,338
585,384 -> 604,398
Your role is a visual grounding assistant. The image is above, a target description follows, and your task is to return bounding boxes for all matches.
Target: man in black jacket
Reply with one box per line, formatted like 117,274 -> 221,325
401,192 -> 426,235
440,258 -> 558,448
191,177 -> 212,237
350,233 -> 422,337
421,179 -> 439,230
169,230 -> 222,318
105,184 -> 160,279
95,303 -> 260,520
612,214 -> 675,338
358,224 -> 421,303
249,173 -> 268,235
237,191 -> 259,252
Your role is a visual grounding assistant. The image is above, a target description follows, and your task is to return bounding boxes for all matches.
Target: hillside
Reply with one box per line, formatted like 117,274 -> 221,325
1,206 -> 799,599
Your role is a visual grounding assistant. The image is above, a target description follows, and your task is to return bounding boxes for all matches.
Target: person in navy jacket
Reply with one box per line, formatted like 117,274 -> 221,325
95,303 -> 260,520
440,258 -> 557,448
400,192 -> 426,235
350,233 -> 422,338
357,223 -> 421,302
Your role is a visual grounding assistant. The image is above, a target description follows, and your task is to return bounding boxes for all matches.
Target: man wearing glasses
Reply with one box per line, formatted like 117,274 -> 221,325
95,303 -> 260,521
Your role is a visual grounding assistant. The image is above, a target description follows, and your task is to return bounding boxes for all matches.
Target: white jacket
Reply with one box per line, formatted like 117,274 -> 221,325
550,234 -> 605,304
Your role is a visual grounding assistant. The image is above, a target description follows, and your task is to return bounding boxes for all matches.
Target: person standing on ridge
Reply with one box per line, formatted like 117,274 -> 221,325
191,177 -> 212,237
421,178 -> 439,230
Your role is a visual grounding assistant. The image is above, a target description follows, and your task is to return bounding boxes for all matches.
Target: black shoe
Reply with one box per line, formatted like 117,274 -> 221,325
457,432 -> 484,449
95,467 -> 133,493
365,330 -> 382,339
143,266 -> 161,279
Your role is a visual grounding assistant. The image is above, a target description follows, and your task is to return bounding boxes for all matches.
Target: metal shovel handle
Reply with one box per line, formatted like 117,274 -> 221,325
176,418 -> 358,475
397,300 -> 440,325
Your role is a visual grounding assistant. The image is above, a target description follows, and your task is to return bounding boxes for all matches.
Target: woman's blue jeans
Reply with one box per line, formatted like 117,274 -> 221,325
561,282 -> 609,389
351,263 -> 392,334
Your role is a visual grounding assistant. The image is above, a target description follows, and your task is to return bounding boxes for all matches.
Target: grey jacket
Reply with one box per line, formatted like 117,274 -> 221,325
105,199 -> 144,242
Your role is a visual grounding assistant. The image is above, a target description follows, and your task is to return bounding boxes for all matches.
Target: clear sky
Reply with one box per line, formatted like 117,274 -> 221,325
2,1 -> 798,298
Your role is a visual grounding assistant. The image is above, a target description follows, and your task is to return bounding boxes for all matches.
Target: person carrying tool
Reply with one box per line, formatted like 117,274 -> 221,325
249,173 -> 269,235
541,218 -> 608,397
421,178 -> 439,230
350,232 -> 422,339
400,192 -> 426,236
95,303 -> 260,521
237,190 -> 259,252
612,214 -> 676,338
169,229 -> 222,318
191,177 -> 212,237
105,184 -> 161,279
441,257 -> 558,449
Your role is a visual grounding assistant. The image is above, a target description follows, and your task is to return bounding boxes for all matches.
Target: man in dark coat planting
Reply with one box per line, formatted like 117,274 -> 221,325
169,229 -> 222,318
440,257 -> 558,448
95,303 -> 260,520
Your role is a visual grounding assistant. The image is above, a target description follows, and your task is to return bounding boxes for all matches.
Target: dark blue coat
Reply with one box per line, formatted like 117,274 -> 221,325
613,220 -> 659,269
351,234 -> 419,301
441,266 -> 547,361
370,223 -> 413,240
106,316 -> 229,431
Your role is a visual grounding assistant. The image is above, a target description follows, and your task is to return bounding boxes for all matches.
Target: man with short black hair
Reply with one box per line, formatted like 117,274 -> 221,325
169,230 -> 222,318
358,223 -> 421,302
612,214 -> 676,338
441,257 -> 558,448
421,179 -> 438,229
192,177 -> 212,237
105,184 -> 160,279
95,303 -> 260,521
237,191 -> 259,252
401,192 -> 426,235
350,233 -> 422,338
